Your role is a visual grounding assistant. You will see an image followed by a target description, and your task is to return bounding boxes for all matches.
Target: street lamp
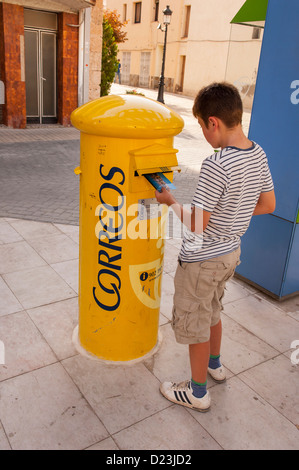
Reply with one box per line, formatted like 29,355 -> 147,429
157,5 -> 173,104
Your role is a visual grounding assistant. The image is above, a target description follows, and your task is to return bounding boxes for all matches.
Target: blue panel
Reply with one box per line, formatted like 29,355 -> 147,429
236,214 -> 293,296
281,223 -> 299,297
248,0 -> 299,223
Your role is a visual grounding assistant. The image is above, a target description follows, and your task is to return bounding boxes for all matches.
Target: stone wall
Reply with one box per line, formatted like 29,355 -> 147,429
0,2 -> 26,128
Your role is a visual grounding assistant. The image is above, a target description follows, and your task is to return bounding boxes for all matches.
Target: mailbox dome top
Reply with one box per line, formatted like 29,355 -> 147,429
71,94 -> 184,139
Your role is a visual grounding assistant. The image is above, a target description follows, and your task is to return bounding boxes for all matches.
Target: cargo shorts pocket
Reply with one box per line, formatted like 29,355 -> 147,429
221,258 -> 241,283
199,260 -> 229,276
172,297 -> 200,341
197,257 -> 240,288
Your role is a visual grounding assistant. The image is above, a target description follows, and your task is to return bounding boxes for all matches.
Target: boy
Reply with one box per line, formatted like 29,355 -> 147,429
155,82 -> 275,412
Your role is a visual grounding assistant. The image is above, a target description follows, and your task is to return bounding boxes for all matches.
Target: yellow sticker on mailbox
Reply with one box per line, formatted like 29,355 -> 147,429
129,259 -> 163,309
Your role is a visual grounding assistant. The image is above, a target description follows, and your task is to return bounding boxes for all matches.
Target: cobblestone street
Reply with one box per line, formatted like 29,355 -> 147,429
0,84 -> 242,226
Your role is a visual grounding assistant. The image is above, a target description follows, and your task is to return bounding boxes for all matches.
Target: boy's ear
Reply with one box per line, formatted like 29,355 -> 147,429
208,116 -> 218,128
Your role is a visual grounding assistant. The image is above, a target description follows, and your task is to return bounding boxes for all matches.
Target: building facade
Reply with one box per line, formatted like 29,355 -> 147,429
105,0 -> 263,109
0,0 -> 103,128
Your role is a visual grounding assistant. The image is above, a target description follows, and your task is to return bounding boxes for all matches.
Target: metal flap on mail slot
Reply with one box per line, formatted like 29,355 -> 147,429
135,165 -> 181,176
130,143 -> 180,174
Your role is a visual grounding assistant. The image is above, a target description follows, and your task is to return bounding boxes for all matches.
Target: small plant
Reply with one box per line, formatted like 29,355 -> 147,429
100,19 -> 118,96
125,89 -> 145,96
100,9 -> 128,97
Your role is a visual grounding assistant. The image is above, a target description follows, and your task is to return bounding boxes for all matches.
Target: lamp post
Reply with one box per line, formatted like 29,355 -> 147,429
157,5 -> 172,103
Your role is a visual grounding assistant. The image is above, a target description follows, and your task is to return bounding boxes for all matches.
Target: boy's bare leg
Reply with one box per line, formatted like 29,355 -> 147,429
210,319 -> 222,357
189,319 -> 222,383
189,342 -> 210,384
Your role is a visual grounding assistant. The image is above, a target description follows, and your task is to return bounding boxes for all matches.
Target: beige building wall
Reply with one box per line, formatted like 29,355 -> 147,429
106,0 -> 263,109
89,1 -> 103,100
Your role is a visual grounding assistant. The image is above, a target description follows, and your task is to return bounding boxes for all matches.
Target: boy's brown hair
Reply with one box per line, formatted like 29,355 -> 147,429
192,82 -> 243,128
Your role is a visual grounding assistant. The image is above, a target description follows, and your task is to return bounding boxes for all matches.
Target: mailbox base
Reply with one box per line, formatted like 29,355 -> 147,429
72,325 -> 163,365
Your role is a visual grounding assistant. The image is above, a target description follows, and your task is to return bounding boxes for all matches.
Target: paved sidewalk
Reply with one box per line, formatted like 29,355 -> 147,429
0,85 -> 298,450
0,217 -> 298,450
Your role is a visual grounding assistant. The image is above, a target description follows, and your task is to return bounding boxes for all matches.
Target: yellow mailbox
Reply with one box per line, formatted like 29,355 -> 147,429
71,94 -> 184,362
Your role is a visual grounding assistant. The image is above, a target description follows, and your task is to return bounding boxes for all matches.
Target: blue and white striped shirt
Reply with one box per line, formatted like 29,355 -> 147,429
179,142 -> 274,262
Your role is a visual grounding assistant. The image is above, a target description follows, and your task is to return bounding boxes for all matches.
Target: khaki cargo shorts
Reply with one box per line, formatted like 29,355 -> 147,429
172,247 -> 241,344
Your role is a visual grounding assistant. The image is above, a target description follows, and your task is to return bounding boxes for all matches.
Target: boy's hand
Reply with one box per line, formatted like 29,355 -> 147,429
155,187 -> 176,206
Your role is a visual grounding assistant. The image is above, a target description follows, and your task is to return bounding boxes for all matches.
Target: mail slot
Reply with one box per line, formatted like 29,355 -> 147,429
71,94 -> 184,362
129,143 -> 181,193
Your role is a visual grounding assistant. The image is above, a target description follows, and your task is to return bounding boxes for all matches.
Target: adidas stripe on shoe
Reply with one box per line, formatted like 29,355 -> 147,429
160,380 -> 211,412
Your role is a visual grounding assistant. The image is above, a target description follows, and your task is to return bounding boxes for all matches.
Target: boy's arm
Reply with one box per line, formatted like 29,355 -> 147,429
155,188 -> 211,234
253,189 -> 276,215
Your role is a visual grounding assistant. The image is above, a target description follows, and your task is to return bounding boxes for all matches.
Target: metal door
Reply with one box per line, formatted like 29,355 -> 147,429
24,29 -> 57,123
139,52 -> 151,87
122,52 -> 131,84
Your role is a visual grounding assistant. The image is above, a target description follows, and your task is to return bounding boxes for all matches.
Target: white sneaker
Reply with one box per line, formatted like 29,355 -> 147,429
160,380 -> 211,412
208,365 -> 226,383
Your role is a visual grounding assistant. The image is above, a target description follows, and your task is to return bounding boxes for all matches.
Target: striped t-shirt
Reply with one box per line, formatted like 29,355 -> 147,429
179,142 -> 274,262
